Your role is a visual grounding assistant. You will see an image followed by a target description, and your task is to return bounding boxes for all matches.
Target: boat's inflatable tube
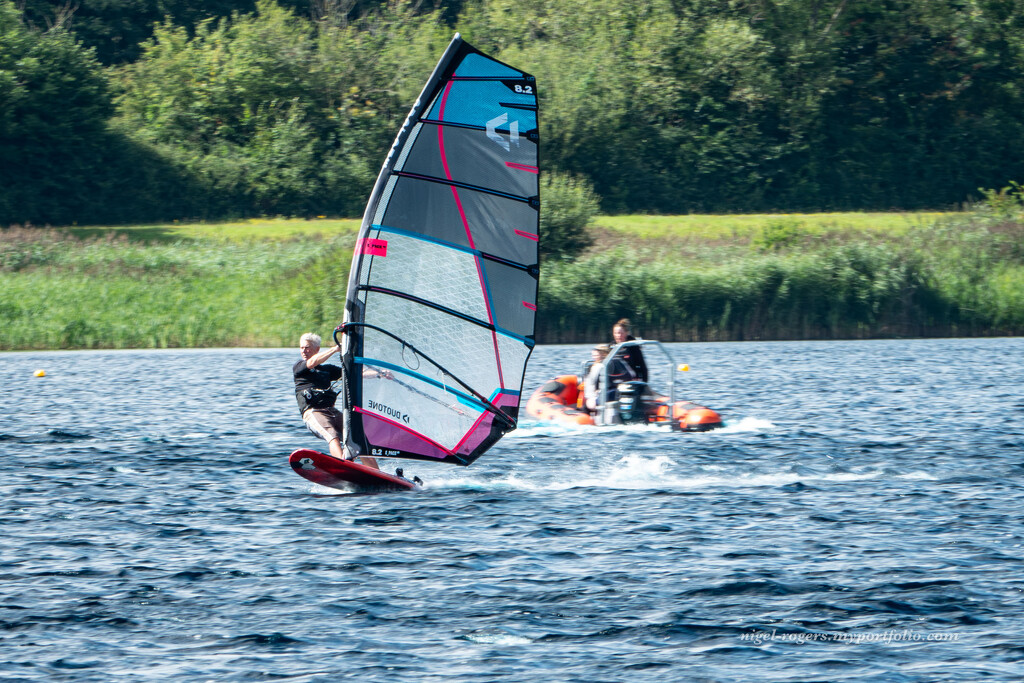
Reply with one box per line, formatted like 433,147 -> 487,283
525,375 -> 595,426
653,401 -> 723,432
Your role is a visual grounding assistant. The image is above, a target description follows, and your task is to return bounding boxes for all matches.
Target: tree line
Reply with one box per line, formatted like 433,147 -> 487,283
4,0 -> 1024,230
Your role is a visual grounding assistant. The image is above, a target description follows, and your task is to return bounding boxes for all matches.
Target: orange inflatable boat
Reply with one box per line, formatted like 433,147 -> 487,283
525,340 -> 724,432
526,374 -> 723,431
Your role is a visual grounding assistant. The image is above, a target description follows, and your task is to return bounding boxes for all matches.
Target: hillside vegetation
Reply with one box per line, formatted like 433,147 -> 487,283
5,0 -> 1024,225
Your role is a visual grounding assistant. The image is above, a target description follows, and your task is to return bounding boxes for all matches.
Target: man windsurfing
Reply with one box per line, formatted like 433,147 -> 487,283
292,331 -> 379,470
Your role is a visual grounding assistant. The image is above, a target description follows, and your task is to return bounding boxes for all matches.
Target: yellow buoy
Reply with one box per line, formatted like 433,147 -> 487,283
677,364 -> 689,372
34,369 -> 46,377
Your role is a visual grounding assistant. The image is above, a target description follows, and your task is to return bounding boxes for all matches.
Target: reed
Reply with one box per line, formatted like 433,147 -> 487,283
0,228 -> 354,349
538,214 -> 1024,342
1,213 -> 1021,350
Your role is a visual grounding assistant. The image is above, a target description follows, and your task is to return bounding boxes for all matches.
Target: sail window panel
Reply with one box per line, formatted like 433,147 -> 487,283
362,291 -> 503,395
428,81 -> 537,132
480,259 -> 537,339
358,360 -> 482,451
402,122 -> 538,199
392,122 -> 424,173
361,232 -> 489,323
494,333 -> 532,399
371,176 -> 400,229
382,178 -> 537,266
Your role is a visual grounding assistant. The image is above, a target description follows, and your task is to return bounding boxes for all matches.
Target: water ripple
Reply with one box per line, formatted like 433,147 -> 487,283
1,339 -> 1022,681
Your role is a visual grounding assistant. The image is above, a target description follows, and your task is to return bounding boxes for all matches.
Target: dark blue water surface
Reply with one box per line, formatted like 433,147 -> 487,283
2,338 -> 1023,682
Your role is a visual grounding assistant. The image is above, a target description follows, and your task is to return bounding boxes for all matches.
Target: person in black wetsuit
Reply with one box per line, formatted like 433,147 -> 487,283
293,331 -> 379,470
612,318 -> 648,383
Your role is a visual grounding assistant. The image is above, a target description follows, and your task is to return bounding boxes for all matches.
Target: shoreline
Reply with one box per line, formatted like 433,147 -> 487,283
4,334 -> 1023,355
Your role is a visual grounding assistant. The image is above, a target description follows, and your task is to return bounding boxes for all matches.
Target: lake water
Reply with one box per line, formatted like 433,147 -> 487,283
1,338 -> 1022,682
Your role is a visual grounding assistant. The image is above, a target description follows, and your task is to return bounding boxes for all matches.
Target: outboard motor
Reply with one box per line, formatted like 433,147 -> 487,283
616,381 -> 649,424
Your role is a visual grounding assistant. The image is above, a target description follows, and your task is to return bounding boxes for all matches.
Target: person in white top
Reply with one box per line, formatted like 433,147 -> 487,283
583,343 -> 636,412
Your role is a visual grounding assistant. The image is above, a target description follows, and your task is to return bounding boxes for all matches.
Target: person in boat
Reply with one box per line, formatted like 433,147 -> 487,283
293,331 -> 379,470
583,343 -> 637,412
612,318 -> 648,383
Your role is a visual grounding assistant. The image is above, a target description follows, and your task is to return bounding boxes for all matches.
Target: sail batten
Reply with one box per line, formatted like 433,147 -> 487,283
352,359 -> 492,414
341,35 -> 537,466
356,286 -> 504,334
392,172 -> 535,202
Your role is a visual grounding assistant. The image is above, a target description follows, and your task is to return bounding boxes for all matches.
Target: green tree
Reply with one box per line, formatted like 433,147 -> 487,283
539,171 -> 598,261
17,1 -> 318,64
0,1 -> 114,224
113,0 -> 390,217
804,0 -> 1024,209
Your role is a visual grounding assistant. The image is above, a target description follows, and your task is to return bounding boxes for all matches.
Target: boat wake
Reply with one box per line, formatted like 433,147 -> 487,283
718,416 -> 776,433
394,452 -> 937,495
512,415 -> 775,437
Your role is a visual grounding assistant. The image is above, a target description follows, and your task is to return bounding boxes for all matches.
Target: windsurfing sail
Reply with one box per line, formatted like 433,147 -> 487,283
338,34 -> 539,466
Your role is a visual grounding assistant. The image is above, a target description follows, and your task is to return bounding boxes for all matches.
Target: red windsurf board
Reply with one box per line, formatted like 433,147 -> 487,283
289,448 -> 422,492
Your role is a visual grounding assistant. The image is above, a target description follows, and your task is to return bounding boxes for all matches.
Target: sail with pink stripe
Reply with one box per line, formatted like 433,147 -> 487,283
339,34 -> 539,466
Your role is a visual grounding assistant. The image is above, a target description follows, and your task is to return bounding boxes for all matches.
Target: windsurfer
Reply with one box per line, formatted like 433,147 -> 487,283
583,343 -> 637,412
612,318 -> 648,382
293,332 -> 379,470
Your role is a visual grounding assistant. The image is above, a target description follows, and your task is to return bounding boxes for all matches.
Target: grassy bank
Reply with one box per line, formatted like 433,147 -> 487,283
540,211 -> 1024,342
2,212 -> 1022,350
594,212 -> 950,241
0,220 -> 358,349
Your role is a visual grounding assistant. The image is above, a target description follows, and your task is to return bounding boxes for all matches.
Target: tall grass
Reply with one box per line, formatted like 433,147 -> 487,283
0,228 -> 354,349
539,215 -> 1024,342
1,212 -> 1021,350
594,212 -> 952,241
